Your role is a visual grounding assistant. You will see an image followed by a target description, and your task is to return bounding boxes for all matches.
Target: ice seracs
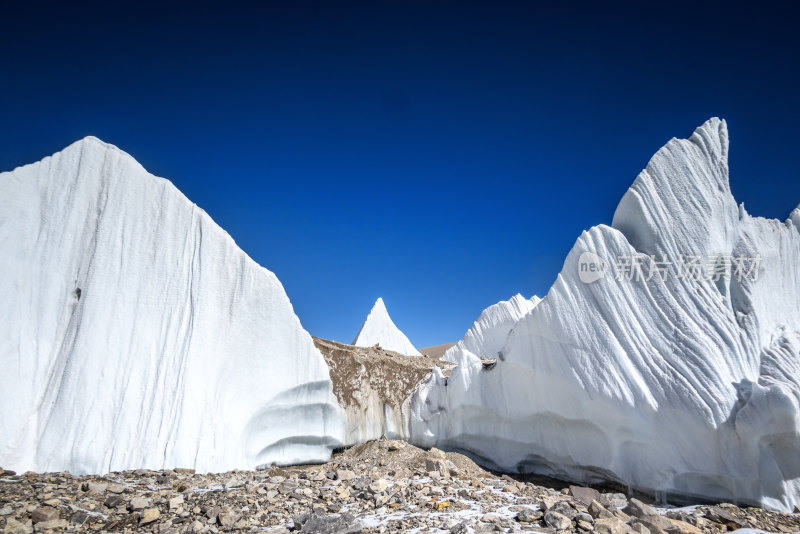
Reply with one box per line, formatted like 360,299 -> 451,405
0,136 -> 345,475
409,118 -> 800,511
353,298 -> 422,356
441,293 -> 540,362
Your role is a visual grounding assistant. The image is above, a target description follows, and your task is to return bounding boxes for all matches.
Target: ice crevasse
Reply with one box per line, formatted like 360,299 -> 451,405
0,137 -> 346,475
409,118 -> 800,511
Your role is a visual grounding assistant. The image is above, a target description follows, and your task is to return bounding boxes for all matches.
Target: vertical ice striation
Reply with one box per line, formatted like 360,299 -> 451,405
353,298 -> 422,356
0,137 -> 345,475
441,294 -> 540,362
410,119 -> 800,511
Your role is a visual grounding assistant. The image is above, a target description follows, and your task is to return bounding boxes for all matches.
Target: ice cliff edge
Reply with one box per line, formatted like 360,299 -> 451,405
409,118 -> 800,511
0,136 -> 346,474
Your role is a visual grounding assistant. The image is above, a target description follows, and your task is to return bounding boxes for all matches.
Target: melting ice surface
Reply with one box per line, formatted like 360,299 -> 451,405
0,137 -> 345,474
410,119 -> 800,511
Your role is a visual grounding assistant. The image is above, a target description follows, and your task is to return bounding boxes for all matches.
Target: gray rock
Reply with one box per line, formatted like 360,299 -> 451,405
449,521 -> 470,534
224,476 -> 244,489
428,448 -> 447,459
515,507 -> 543,523
631,514 -> 673,533
204,505 -> 222,520
91,481 -> 109,493
603,492 -> 628,508
351,477 -> 372,492
298,512 -> 363,533
335,469 -> 356,481
169,495 -> 184,510
593,517 -> 629,534
544,510 -> 571,530
104,495 -> 125,508
218,509 -> 239,529
624,498 -> 658,518
704,506 -> 746,529
0,506 -> 14,516
570,485 -> 603,506
69,511 -> 91,526
368,479 -> 387,494
30,507 -> 59,524
547,500 -> 577,519
630,523 -> 652,534
588,500 -> 614,519
128,497 -> 149,511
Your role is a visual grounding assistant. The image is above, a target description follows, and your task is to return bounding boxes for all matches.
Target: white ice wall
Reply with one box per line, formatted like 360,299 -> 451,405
0,137 -> 345,475
410,119 -> 800,511
353,298 -> 421,356
441,294 -> 540,362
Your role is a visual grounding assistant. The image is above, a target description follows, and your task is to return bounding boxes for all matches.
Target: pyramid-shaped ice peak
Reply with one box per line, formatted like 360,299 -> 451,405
352,298 -> 421,356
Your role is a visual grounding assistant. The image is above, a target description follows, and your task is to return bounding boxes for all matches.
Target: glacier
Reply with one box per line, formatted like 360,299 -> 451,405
409,118 -> 800,511
441,293 -> 540,363
353,298 -> 422,356
0,137 -> 345,475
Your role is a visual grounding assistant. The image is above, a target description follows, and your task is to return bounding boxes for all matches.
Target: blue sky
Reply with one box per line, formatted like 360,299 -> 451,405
1,2 -> 798,348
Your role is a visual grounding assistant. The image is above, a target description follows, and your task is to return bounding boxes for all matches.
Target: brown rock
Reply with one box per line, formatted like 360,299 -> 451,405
218,509 -> 239,529
107,483 -> 125,494
624,498 -> 658,518
128,497 -> 148,511
3,518 -> 33,534
664,517 -> 704,534
428,447 -> 447,460
593,517 -> 628,534
30,507 -> 59,524
168,495 -> 184,510
705,506 -> 746,529
633,515 -> 672,533
588,500 -> 615,520
174,468 -> 195,475
33,518 -> 67,531
140,507 -> 160,525
631,518 -> 666,534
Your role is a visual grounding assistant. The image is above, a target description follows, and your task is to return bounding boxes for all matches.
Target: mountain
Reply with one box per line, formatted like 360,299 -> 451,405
441,293 -> 540,362
352,298 -> 421,356
0,137 -> 345,474
409,119 -> 800,511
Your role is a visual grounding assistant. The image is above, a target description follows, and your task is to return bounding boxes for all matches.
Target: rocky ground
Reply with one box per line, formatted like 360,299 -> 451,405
2,438 -> 799,534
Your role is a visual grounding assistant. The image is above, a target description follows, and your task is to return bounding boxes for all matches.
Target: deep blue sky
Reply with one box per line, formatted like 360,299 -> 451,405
2,2 -> 798,347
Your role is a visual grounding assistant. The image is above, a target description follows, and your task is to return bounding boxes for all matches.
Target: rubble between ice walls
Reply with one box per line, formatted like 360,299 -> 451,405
410,118 -> 800,511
